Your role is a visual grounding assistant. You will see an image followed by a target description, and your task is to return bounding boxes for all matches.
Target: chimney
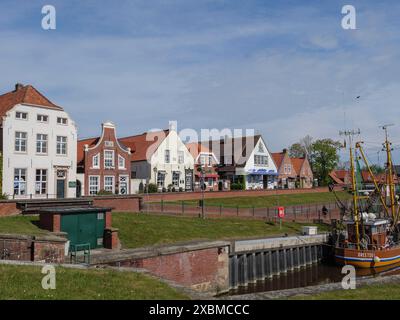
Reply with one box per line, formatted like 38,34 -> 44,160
14,83 -> 24,91
169,120 -> 177,132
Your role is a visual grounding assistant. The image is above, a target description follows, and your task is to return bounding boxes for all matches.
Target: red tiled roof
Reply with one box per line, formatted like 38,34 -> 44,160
271,152 -> 284,169
77,137 -> 99,165
119,130 -> 169,162
0,84 -> 63,116
185,142 -> 211,159
291,158 -> 305,175
334,170 -> 349,180
329,170 -> 349,185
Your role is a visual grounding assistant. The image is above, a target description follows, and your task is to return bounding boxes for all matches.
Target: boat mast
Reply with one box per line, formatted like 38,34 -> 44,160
356,141 -> 390,217
340,129 -> 361,249
381,124 -> 396,220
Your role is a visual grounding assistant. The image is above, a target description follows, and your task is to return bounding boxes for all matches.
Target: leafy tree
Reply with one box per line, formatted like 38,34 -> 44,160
366,164 -> 385,175
310,139 -> 342,186
289,135 -> 313,160
289,143 -> 306,158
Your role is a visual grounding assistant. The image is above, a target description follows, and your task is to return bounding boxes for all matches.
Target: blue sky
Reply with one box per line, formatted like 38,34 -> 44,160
1,0 -> 400,164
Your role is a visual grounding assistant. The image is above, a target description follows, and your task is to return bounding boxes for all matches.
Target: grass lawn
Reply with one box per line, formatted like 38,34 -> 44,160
0,215 -> 48,236
165,191 -> 350,208
0,264 -> 187,300
293,282 -> 400,300
113,213 -> 330,248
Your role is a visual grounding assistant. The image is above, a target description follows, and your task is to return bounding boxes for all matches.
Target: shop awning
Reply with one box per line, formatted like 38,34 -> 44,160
247,169 -> 278,176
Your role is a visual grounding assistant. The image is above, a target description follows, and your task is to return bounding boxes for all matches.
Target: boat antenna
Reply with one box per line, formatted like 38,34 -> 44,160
380,124 -> 397,221
340,128 -> 361,249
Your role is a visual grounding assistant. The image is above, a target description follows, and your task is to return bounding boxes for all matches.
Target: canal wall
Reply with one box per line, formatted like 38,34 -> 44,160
88,234 -> 329,295
90,240 -> 231,294
229,234 -> 328,289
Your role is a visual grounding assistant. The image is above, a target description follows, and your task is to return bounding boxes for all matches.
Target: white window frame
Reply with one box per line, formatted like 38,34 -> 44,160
15,111 -> 28,120
89,176 -> 100,195
178,151 -> 184,164
37,114 -> 48,123
56,136 -> 67,155
172,171 -> 180,187
92,153 -> 100,168
104,150 -> 115,169
157,171 -> 165,188
200,155 -> 206,166
104,176 -> 115,193
57,117 -> 68,125
118,155 -> 126,169
119,175 -> 129,195
14,168 -> 27,196
36,134 -> 48,154
35,169 -> 47,195
165,150 -> 170,164
15,131 -> 27,153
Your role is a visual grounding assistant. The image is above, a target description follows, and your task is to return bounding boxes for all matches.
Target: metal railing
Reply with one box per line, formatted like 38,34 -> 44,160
141,200 -> 348,222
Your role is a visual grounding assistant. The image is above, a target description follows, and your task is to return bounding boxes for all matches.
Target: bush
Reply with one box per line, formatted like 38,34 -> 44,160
146,183 -> 158,193
0,193 -> 8,200
162,187 -> 166,193
179,187 -> 183,192
231,183 -> 245,190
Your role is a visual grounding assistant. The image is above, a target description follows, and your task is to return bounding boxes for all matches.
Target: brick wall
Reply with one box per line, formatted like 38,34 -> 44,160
143,187 -> 329,202
104,242 -> 230,294
0,201 -> 21,216
90,195 -> 141,212
0,233 -> 67,263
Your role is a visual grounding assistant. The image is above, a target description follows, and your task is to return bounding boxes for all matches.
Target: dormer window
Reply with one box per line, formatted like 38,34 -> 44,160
16,112 -> 28,120
37,114 -> 48,122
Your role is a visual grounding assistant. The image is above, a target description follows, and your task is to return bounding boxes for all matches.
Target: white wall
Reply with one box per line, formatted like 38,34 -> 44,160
2,104 -> 77,199
149,129 -> 194,189
131,178 -> 146,194
242,137 -> 278,190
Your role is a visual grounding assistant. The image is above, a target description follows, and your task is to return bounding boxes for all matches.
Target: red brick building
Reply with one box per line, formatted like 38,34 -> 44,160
271,149 -> 297,189
77,122 -> 131,196
291,157 -> 314,188
186,142 -> 221,191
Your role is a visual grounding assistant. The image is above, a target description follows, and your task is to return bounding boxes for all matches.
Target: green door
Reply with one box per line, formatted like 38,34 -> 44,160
61,212 -> 105,250
56,179 -> 65,198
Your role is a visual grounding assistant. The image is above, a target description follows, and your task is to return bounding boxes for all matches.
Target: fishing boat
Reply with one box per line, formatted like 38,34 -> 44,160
331,126 -> 400,268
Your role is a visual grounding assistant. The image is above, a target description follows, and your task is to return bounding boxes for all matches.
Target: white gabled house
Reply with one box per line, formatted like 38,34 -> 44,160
119,122 -> 195,193
0,83 -> 77,199
203,135 -> 278,190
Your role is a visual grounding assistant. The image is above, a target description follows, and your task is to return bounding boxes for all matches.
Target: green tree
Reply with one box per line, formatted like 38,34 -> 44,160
366,164 -> 385,175
310,139 -> 342,186
289,135 -> 313,160
289,143 -> 306,158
